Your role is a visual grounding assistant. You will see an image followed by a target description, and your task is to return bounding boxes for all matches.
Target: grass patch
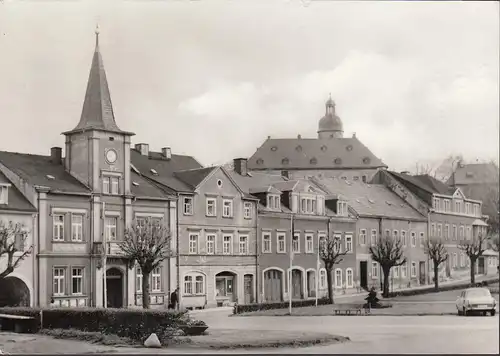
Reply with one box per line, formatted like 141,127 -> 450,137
208,335 -> 350,350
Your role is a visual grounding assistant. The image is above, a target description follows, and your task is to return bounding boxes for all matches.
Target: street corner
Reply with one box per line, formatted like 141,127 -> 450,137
173,329 -> 351,350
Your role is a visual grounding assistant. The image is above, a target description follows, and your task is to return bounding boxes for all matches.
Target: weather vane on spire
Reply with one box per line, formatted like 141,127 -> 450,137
95,23 -> 100,46
329,92 -> 332,100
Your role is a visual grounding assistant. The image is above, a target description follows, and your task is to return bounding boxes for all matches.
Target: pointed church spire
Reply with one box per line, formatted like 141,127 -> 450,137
63,27 -> 134,136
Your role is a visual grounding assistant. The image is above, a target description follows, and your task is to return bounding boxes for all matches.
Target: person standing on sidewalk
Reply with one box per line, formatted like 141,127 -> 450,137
169,288 -> 179,310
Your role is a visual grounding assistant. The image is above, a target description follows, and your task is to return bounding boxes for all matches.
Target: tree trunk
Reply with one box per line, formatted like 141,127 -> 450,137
326,268 -> 334,304
382,268 -> 391,298
433,263 -> 439,291
470,258 -> 476,285
142,271 -> 151,309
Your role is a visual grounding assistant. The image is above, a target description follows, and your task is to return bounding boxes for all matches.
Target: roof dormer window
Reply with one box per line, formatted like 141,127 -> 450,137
0,184 -> 10,205
337,201 -> 348,216
267,194 -> 281,211
433,197 -> 441,211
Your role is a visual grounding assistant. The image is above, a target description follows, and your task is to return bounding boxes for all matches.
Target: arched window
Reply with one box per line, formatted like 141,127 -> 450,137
184,276 -> 193,295
346,268 -> 353,288
184,273 -> 205,295
319,269 -> 326,289
335,268 -> 342,288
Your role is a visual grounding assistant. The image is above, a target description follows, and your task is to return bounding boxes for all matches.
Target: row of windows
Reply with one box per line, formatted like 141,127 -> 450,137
53,267 -> 84,296
102,176 -> 120,195
430,223 -> 474,240
372,261 -> 419,279
183,197 -> 253,219
261,232 -> 354,254
433,197 -> 481,217
188,233 -> 249,255
359,229 -> 425,248
135,267 -> 163,293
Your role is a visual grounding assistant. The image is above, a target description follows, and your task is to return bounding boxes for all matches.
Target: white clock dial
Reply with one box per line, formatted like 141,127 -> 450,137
106,149 -> 117,164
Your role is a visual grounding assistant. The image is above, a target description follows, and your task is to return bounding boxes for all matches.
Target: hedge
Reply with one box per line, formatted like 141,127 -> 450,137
387,278 -> 500,298
0,307 -> 190,342
233,297 -> 331,314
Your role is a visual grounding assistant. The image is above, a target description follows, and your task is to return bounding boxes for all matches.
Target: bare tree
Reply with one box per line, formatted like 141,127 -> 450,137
369,236 -> 406,298
118,218 -> 171,309
319,235 -> 348,304
424,238 -> 448,291
491,236 -> 499,253
458,233 -> 490,284
413,154 -> 464,182
0,221 -> 32,279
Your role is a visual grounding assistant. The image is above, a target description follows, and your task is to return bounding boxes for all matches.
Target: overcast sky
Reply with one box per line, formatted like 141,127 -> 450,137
0,0 -> 498,172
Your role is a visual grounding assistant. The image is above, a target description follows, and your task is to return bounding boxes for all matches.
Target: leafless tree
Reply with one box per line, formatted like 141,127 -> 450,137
424,238 -> 448,291
369,236 -> 406,298
413,154 -> 464,182
458,233 -> 490,284
0,221 -> 32,280
118,218 -> 171,309
491,236 -> 500,253
319,235 -> 348,304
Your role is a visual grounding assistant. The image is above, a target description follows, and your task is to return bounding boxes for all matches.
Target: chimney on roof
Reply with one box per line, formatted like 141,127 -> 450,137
51,147 -> 62,164
161,147 -> 172,160
281,170 -> 289,180
352,132 -> 356,138
401,171 -> 410,175
233,158 -> 248,176
297,134 -> 302,139
135,143 -> 149,156
267,135 -> 271,139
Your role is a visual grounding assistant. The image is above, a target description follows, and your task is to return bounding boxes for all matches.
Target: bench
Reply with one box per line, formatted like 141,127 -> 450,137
332,304 -> 369,316
0,313 -> 36,334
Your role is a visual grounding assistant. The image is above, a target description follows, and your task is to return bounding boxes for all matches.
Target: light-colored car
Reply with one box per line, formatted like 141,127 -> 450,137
456,287 -> 497,316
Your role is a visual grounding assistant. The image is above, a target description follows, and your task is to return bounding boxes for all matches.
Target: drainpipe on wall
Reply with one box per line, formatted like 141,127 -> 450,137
36,192 -> 41,307
427,209 -> 432,285
31,213 -> 36,307
176,195 -> 180,310
378,218 -> 383,291
89,194 -> 94,307
255,202 -> 260,304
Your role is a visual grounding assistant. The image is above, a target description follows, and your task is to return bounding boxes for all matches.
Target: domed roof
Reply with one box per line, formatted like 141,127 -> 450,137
318,97 -> 343,133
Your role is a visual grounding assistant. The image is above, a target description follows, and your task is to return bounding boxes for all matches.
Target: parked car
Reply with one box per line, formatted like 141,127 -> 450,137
456,287 -> 497,316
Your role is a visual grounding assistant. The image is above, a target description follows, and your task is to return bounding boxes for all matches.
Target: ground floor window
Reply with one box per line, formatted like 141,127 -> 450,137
216,272 -> 234,297
319,269 -> 326,288
184,273 -> 205,295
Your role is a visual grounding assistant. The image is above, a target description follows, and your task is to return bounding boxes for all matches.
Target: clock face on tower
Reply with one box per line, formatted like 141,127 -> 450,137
105,149 -> 117,164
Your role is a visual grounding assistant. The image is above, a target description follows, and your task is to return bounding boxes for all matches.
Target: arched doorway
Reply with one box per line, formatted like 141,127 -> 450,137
263,269 -> 283,303
291,269 -> 303,300
243,274 -> 254,304
215,271 -> 237,306
0,276 -> 30,307
106,268 -> 124,308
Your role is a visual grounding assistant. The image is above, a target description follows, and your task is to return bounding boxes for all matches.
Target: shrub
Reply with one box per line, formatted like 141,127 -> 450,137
387,278 -> 499,298
0,307 -> 196,343
233,297 -> 330,314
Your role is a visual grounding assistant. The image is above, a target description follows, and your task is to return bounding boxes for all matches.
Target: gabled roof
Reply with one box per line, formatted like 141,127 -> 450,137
313,177 -> 425,220
63,32 -> 133,136
413,174 -> 455,195
130,171 -> 174,199
247,136 -> 387,170
249,186 -> 282,195
0,151 -> 90,194
228,170 -> 288,193
130,148 -> 203,192
450,163 -> 499,185
174,167 -> 217,190
0,171 -> 37,212
272,180 -> 299,192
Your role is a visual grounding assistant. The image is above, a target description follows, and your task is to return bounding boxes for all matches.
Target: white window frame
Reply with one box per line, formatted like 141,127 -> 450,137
267,194 -> 281,211
222,199 -> 233,218
71,214 -> 83,242
206,234 -> 216,255
411,262 -> 417,277
319,269 -> 327,289
466,226 -> 471,240
292,233 -> 300,253
183,197 -> 193,215
53,267 -> 66,296
433,198 -> 440,211
110,176 -> 119,195
444,199 -> 450,212
239,235 -> 248,255
206,198 -> 217,217
431,223 -> 436,237
223,234 -> 232,255
401,263 -> 407,278
359,229 -> 367,246
102,176 -> 110,194
452,225 -> 457,241
104,216 -> 117,241
53,214 -> 65,241
419,232 -> 425,247
371,262 -> 378,278
0,185 -> 8,204
460,253 -> 465,267
136,266 -> 143,293
371,229 -> 377,246
71,267 -> 83,295
152,267 -> 161,292
262,232 -> 271,253
243,202 -> 252,219
195,275 -> 204,295
188,233 -> 199,254
345,234 -> 353,253
410,231 -> 416,247
277,233 -> 286,253
305,234 -> 314,253
393,230 -> 399,242
444,224 -> 450,240
453,253 -> 458,268
401,230 -> 407,247
346,268 -> 353,288
184,275 -> 193,295
335,268 -> 343,288
394,266 -> 400,278
337,201 -> 347,216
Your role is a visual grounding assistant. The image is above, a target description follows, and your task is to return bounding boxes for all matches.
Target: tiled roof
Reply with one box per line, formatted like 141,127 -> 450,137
249,186 -> 282,194
0,151 -> 90,194
130,171 -> 174,199
272,180 -> 299,192
450,163 -> 499,185
413,175 -> 454,195
130,149 -> 203,192
0,171 -> 37,212
63,37 -> 133,136
174,167 -> 217,190
313,177 -> 425,220
228,170 -> 288,193
247,136 -> 387,170
460,184 -> 498,217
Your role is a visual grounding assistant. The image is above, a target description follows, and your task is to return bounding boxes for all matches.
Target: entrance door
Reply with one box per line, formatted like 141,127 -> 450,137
419,262 -> 426,285
264,270 -> 282,302
291,270 -> 303,299
478,257 -> 485,274
106,268 -> 123,308
360,261 -> 368,290
446,258 -> 451,277
244,274 -> 253,304
307,271 -> 315,297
